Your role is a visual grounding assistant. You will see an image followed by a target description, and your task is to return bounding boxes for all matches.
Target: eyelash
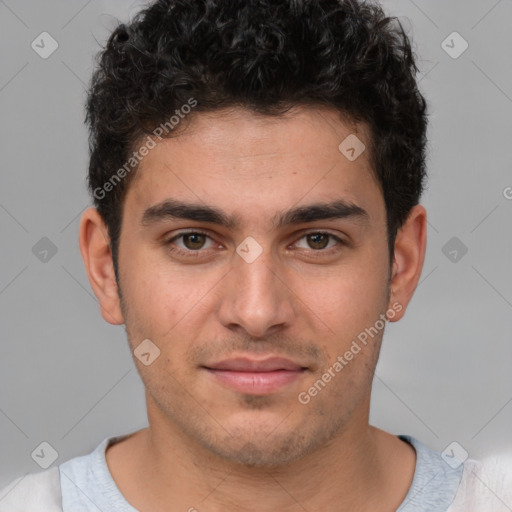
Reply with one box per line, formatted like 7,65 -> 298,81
163,230 -> 346,259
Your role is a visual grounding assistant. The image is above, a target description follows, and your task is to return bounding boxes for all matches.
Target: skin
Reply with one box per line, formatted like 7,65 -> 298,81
80,106 -> 426,511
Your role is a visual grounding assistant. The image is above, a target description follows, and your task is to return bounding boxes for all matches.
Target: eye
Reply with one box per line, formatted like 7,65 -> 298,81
293,232 -> 344,252
178,232 -> 211,250
165,231 -> 216,255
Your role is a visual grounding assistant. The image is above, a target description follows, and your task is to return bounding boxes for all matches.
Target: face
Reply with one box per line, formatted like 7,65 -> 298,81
113,107 -> 395,466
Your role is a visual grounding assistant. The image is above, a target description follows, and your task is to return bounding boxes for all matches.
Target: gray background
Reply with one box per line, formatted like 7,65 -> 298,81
1,0 -> 511,490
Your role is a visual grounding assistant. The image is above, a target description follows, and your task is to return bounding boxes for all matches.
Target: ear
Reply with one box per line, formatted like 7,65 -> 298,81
387,204 -> 427,322
79,207 -> 124,325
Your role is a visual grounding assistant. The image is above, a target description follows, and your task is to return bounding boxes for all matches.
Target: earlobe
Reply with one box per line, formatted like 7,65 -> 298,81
79,207 -> 124,325
387,204 -> 427,322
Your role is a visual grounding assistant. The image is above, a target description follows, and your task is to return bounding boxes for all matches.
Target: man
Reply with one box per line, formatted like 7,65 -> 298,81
1,0 -> 510,511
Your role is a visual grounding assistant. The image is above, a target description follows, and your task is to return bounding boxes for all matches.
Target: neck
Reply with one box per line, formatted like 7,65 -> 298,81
108,396 -> 416,512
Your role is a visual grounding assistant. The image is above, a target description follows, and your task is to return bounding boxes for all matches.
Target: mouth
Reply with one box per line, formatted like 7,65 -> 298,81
202,357 -> 308,395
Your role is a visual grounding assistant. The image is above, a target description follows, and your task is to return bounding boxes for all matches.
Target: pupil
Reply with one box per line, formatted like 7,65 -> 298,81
185,234 -> 204,249
309,233 -> 328,249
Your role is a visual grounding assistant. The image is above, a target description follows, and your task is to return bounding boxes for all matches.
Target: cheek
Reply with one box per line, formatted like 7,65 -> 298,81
120,251 -> 220,346
292,256 -> 389,368
298,262 -> 388,327
122,249 -> 181,307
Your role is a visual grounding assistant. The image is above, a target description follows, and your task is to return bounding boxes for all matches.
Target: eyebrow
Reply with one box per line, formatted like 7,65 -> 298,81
140,198 -> 369,229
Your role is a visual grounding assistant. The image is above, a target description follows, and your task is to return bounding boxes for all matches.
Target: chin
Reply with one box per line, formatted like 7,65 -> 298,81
201,419 -> 334,468
216,434 -> 309,467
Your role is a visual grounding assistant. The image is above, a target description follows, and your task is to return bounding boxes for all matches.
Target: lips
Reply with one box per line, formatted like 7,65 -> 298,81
206,357 -> 305,372
203,357 -> 307,395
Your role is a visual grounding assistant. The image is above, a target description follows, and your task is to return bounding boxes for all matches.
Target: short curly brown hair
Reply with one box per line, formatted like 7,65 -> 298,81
86,0 -> 428,277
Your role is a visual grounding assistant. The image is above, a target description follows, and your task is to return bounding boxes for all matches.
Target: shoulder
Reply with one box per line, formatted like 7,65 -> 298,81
448,455 -> 512,512
0,467 -> 62,512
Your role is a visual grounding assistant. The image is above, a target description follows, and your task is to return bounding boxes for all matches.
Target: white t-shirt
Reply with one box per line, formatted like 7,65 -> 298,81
1,433 -> 511,511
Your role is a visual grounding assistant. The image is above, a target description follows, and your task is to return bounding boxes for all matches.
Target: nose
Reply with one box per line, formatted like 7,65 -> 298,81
216,245 -> 296,339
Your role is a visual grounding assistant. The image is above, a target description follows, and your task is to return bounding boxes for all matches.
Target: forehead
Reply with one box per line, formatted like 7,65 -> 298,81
123,106 -> 384,229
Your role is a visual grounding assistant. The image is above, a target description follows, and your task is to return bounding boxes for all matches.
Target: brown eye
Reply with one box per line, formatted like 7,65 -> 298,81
182,233 -> 207,250
164,230 -> 217,259
306,233 -> 330,250
293,232 -> 344,255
